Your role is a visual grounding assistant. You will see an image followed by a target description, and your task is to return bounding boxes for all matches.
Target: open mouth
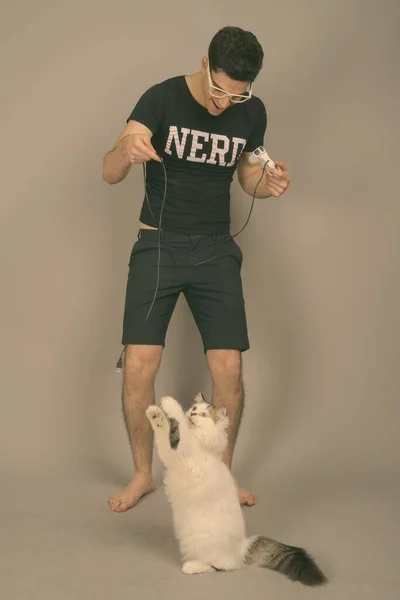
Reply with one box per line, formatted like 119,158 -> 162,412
212,99 -> 223,111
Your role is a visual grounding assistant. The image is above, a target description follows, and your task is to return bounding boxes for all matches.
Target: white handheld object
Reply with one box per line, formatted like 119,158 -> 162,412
249,146 -> 281,171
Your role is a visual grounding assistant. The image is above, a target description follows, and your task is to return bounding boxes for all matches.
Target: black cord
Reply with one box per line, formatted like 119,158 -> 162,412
116,159 -> 266,372
231,161 -> 267,238
116,159 -> 167,371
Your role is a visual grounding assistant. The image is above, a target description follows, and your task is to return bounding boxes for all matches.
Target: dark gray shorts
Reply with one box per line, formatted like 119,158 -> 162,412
122,229 -> 249,352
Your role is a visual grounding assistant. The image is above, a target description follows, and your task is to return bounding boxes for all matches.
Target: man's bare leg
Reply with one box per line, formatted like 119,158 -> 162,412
207,349 -> 255,507
108,344 -> 163,512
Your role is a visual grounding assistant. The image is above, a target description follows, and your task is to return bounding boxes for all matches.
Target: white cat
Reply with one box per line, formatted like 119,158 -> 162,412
145,393 -> 327,585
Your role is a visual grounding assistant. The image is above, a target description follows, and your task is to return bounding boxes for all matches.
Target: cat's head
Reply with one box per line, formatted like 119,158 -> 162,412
185,393 -> 228,450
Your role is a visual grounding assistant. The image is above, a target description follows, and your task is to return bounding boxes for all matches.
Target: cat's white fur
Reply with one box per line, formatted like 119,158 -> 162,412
146,394 -> 246,574
145,394 -> 327,584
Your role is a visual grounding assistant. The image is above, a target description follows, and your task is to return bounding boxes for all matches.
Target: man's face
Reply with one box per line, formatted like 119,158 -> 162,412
202,58 -> 251,116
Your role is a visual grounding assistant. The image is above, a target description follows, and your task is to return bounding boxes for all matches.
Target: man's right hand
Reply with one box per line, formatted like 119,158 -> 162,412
119,133 -> 161,164
103,119 -> 161,184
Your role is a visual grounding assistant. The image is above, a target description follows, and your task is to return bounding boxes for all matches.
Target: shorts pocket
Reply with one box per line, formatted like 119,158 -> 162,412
228,238 -> 243,266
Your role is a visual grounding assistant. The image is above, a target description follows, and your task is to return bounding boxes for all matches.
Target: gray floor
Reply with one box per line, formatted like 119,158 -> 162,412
2,2 -> 399,598
2,466 -> 399,600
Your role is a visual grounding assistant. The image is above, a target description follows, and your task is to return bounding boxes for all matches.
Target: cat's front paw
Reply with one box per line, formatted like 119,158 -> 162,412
160,396 -> 183,420
145,405 -> 167,429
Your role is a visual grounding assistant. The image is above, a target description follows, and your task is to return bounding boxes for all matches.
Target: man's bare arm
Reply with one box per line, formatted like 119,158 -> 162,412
102,120 -> 159,185
237,152 -> 290,198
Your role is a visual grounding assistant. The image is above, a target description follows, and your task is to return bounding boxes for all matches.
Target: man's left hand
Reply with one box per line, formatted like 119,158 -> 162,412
263,161 -> 291,198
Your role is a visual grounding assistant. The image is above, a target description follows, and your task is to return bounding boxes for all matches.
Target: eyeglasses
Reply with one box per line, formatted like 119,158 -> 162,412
207,61 -> 252,104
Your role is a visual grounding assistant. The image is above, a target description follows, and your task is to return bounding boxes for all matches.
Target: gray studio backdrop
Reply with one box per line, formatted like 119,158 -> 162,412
1,1 -> 399,597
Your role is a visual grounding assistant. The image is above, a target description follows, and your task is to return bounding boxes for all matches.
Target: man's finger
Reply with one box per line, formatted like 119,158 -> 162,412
267,166 -> 284,178
141,137 -> 161,161
265,172 -> 284,187
269,187 -> 282,197
274,160 -> 286,170
265,183 -> 282,196
265,176 -> 284,196
137,142 -> 158,161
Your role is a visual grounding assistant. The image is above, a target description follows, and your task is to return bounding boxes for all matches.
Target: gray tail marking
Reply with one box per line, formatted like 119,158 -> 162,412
244,535 -> 327,587
168,417 -> 180,449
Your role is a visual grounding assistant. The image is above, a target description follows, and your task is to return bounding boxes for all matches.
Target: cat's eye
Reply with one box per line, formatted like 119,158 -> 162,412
200,412 -> 207,418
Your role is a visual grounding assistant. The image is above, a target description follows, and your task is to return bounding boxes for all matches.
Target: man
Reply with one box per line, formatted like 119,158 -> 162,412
103,26 -> 290,511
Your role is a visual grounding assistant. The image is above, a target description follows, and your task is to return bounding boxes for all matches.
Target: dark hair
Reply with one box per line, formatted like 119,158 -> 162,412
208,26 -> 264,83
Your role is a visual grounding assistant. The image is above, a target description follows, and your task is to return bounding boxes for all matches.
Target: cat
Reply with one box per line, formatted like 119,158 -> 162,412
145,393 -> 327,585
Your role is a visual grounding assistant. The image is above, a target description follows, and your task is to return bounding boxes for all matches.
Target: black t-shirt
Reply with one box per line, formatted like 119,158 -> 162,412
127,75 -> 267,234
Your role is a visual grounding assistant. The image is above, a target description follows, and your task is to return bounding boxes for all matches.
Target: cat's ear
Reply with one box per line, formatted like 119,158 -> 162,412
216,407 -> 227,421
194,392 -> 207,404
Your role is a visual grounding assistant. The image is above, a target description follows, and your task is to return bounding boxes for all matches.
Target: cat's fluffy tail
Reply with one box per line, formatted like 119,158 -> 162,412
243,535 -> 327,587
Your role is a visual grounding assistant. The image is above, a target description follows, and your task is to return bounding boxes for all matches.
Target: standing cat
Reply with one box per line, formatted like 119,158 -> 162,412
145,393 -> 327,585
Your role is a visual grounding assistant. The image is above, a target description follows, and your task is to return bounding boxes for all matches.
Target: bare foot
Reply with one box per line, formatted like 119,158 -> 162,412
237,485 -> 256,507
108,473 -> 155,512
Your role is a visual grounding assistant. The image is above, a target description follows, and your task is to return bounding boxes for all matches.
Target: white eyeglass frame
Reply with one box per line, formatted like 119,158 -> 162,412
206,61 -> 252,103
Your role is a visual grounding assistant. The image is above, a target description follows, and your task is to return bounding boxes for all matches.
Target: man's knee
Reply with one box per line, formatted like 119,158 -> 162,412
124,345 -> 163,387
207,349 -> 242,390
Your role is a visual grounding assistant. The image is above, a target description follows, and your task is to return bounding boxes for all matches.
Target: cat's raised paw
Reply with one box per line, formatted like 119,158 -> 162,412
145,405 -> 166,429
160,396 -> 183,420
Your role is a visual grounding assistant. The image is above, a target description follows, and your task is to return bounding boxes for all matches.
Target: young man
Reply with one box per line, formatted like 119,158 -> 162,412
103,26 -> 290,511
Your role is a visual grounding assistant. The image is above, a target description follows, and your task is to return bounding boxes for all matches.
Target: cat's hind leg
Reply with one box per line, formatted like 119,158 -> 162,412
182,561 -> 216,575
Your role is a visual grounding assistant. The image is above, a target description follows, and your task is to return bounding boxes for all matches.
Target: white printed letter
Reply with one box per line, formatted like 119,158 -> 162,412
165,126 -> 190,158
187,130 -> 209,163
207,134 -> 230,166
226,137 -> 247,167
